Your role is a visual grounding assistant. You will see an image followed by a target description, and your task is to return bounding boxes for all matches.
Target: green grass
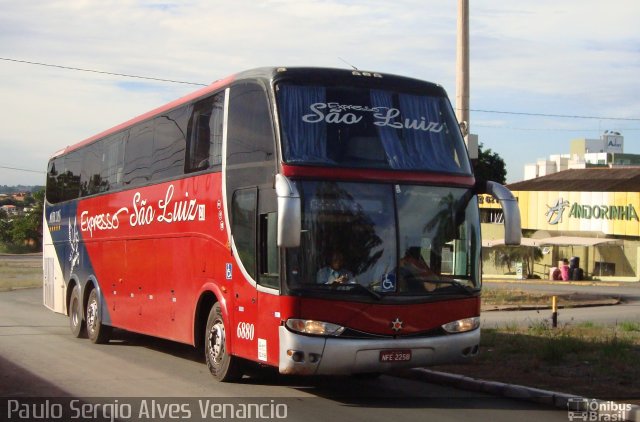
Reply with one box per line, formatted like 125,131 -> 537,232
619,321 -> 640,332
481,288 -> 619,310
442,320 -> 640,400
0,243 -> 39,254
0,259 -> 42,291
482,288 -> 551,305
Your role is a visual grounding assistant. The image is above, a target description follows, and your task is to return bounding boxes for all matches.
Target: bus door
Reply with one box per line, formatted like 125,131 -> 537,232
255,209 -> 281,366
229,188 -> 259,360
229,189 -> 280,364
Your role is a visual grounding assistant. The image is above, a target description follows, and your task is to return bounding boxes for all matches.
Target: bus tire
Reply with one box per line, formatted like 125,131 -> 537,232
69,284 -> 86,338
86,288 -> 111,344
205,302 -> 243,382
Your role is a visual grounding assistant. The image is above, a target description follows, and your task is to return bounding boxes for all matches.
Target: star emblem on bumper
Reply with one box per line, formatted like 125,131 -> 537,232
390,317 -> 404,332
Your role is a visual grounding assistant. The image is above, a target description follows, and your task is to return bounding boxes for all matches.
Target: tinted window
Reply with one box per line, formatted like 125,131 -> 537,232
153,107 -> 189,180
61,151 -> 81,201
48,94 -> 224,200
185,92 -> 224,173
232,189 -> 257,280
276,83 -> 471,174
46,154 -> 82,203
80,141 -> 103,196
101,132 -> 126,192
46,158 -> 63,203
259,212 -> 279,289
124,122 -> 153,185
227,83 -> 274,166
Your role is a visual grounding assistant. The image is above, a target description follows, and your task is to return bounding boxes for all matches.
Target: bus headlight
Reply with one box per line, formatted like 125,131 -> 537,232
441,317 -> 480,333
285,319 -> 345,336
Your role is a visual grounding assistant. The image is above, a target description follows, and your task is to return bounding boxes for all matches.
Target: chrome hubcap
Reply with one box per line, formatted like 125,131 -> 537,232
208,322 -> 225,365
87,299 -> 98,332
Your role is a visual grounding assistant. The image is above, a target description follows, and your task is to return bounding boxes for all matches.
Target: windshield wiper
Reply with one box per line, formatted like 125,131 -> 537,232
427,279 -> 476,295
332,283 -> 382,300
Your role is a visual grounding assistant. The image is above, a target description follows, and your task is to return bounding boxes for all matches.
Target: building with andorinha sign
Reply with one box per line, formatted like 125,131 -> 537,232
480,168 -> 640,281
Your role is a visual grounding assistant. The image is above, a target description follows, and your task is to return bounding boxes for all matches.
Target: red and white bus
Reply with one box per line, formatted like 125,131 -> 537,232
43,67 -> 520,381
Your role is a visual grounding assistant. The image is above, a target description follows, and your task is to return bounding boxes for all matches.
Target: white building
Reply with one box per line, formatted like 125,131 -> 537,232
523,132 -> 624,180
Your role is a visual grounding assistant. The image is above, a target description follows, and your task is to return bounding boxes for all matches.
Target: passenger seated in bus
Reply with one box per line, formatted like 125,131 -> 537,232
316,251 -> 355,285
399,247 -> 437,292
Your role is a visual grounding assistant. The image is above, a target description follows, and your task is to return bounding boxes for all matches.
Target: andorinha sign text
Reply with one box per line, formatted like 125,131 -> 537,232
546,197 -> 639,225
568,203 -> 639,221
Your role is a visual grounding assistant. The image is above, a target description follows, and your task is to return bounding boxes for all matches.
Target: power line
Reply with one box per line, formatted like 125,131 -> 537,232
0,165 -> 45,174
465,108 -> 640,122
473,124 -> 640,132
2,56 -> 639,121
0,57 -> 208,87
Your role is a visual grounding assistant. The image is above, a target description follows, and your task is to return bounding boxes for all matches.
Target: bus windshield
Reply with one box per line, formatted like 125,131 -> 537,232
276,82 -> 471,174
285,181 -> 481,300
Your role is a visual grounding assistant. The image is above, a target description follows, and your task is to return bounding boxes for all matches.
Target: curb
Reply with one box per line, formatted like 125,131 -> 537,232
483,279 -> 634,287
0,252 -> 42,256
408,368 -> 640,421
482,298 -> 621,312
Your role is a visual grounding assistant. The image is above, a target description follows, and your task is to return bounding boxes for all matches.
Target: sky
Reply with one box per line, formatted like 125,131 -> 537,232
1,0 -> 639,186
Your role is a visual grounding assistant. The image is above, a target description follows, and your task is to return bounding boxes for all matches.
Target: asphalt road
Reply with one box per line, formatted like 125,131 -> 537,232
482,281 -> 640,327
0,288 -> 571,422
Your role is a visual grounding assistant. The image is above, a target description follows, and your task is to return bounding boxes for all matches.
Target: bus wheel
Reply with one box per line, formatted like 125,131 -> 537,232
69,284 -> 86,338
86,288 -> 111,344
205,303 -> 243,382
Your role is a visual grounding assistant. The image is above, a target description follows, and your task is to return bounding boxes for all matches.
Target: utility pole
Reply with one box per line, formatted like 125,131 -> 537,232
456,0 -> 469,139
456,0 -> 477,159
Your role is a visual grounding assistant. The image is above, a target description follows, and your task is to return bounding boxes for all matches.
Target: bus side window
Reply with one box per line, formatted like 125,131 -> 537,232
152,106 -> 189,181
46,158 -> 63,204
124,122 -> 153,186
185,92 -> 224,173
101,132 -> 125,192
259,212 -> 279,289
231,188 -> 257,280
61,151 -> 81,202
209,93 -> 224,167
227,82 -> 274,167
80,141 -> 103,197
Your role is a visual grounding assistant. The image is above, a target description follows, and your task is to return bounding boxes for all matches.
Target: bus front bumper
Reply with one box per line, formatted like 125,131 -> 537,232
278,326 -> 480,375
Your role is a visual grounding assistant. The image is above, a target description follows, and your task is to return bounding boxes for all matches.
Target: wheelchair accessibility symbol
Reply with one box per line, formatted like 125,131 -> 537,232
381,273 -> 396,292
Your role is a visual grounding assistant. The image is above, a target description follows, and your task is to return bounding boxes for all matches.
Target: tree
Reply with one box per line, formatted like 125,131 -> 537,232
7,190 -> 44,250
0,209 -> 11,244
474,143 -> 507,185
491,245 -> 543,277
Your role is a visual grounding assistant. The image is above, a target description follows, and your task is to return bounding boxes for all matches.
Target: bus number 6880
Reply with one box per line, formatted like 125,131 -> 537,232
237,322 -> 255,340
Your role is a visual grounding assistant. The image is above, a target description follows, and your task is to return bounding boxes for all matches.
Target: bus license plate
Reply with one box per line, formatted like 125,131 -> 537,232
380,350 -> 411,362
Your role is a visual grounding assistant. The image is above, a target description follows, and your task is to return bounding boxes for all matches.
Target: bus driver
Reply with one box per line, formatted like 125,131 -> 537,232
316,251 -> 355,285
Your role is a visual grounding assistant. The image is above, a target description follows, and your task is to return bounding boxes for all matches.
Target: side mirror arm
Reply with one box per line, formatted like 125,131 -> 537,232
476,180 -> 522,246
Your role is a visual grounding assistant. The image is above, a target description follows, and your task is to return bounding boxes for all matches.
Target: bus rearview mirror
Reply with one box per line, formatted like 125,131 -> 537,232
275,174 -> 301,248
